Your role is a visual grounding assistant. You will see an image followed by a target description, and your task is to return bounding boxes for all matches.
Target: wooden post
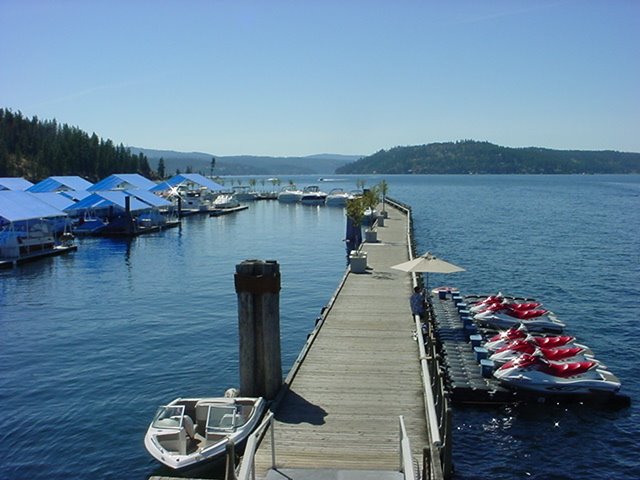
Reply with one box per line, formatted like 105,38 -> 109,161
124,195 -> 134,235
235,259 -> 282,399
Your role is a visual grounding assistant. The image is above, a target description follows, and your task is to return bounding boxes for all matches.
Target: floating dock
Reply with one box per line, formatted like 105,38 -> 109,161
0,244 -> 77,269
431,292 -> 631,407
209,205 -> 249,217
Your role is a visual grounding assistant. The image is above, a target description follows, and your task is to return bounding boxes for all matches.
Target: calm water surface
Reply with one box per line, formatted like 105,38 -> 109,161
1,175 -> 638,479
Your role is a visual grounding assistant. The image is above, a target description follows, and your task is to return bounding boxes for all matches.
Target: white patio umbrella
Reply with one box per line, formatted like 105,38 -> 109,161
391,252 -> 465,288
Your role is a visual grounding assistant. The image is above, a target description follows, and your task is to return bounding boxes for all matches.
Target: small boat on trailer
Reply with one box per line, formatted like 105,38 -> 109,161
144,396 -> 265,471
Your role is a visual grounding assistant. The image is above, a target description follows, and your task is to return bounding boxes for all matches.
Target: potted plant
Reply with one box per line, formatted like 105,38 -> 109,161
361,186 -> 380,243
378,180 -> 389,218
345,196 -> 367,273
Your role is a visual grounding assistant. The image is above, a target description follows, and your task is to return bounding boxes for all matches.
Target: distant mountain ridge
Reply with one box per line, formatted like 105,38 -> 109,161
131,148 -> 361,176
335,141 -> 640,174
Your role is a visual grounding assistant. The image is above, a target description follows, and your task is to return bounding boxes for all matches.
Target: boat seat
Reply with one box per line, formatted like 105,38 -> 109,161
195,405 -> 209,436
219,413 -> 237,429
183,414 -> 196,439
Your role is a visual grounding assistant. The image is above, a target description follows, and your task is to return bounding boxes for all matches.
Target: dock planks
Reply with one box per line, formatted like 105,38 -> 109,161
252,204 -> 429,477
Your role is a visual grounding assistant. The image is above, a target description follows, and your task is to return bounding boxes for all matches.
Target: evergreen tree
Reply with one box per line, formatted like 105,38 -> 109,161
158,157 -> 165,178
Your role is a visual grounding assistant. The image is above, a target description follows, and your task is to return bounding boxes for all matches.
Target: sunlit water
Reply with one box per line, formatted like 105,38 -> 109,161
1,175 -> 638,479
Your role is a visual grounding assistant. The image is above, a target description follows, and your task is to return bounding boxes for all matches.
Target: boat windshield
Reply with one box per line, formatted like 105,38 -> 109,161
151,404 -> 185,430
206,404 -> 239,433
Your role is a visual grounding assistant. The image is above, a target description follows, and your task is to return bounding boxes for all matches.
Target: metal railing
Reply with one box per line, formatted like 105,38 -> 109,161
399,415 -> 418,480
226,411 -> 275,480
387,197 -> 452,480
231,413 -> 419,480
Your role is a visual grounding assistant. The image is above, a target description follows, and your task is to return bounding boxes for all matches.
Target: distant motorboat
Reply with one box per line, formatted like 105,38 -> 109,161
169,186 -> 213,214
144,396 -> 266,471
232,186 -> 258,202
277,186 -> 303,203
212,193 -> 240,210
325,188 -> 351,207
209,194 -> 249,216
300,185 -> 327,206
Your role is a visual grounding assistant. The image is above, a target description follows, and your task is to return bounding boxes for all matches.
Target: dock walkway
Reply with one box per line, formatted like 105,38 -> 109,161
253,204 -> 428,478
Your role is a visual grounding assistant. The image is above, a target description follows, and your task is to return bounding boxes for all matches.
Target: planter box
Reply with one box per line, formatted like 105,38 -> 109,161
349,251 -> 367,273
364,230 -> 377,243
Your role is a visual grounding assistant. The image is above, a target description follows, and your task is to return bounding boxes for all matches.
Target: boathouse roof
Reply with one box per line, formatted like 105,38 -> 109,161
88,173 -> 156,192
64,191 -> 153,213
150,173 -> 224,192
0,191 -> 67,222
27,176 -> 94,193
29,192 -> 78,211
59,190 -> 92,202
125,189 -> 172,208
0,177 -> 34,191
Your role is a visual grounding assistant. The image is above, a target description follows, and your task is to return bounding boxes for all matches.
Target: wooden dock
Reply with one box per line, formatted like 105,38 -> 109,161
251,203 -> 430,478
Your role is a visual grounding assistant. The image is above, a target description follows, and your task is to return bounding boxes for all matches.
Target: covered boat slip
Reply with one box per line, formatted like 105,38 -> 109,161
0,190 -> 77,267
249,203 -> 430,478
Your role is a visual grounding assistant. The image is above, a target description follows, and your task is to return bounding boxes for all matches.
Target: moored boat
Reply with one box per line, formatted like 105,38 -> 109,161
0,219 -> 77,268
277,185 -> 303,203
325,188 -> 350,207
300,185 -> 327,205
144,395 -> 266,471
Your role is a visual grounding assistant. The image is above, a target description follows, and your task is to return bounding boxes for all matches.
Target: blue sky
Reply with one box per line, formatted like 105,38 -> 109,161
1,0 -> 638,156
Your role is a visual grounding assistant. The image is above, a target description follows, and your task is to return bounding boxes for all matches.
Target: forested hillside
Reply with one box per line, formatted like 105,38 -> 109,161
336,141 -> 640,174
0,108 -> 153,181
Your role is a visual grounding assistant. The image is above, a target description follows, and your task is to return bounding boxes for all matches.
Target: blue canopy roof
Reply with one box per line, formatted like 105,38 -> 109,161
0,177 -> 34,191
64,191 -> 153,213
27,176 -> 93,193
0,191 -> 67,222
125,189 -> 172,208
59,190 -> 92,201
88,174 -> 156,192
150,173 -> 223,192
29,192 -> 77,211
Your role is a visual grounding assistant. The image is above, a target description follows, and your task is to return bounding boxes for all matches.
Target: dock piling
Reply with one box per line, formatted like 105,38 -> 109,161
234,259 -> 283,399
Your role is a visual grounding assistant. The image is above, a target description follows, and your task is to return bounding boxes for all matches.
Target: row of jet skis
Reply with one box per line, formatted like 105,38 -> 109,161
466,293 -> 621,396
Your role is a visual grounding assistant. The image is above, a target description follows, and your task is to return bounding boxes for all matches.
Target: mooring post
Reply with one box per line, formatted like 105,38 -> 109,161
234,259 -> 283,399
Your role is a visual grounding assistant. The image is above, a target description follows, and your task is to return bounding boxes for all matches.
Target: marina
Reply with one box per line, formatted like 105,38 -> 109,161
0,175 -> 638,480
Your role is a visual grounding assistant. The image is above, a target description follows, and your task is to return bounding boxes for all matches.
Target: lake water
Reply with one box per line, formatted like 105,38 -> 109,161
1,174 -> 638,479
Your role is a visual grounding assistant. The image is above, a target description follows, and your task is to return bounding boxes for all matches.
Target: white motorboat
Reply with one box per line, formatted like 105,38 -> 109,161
277,186 -> 303,203
145,396 -> 266,471
212,193 -> 240,210
300,185 -> 327,205
325,188 -> 350,207
232,186 -> 258,202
